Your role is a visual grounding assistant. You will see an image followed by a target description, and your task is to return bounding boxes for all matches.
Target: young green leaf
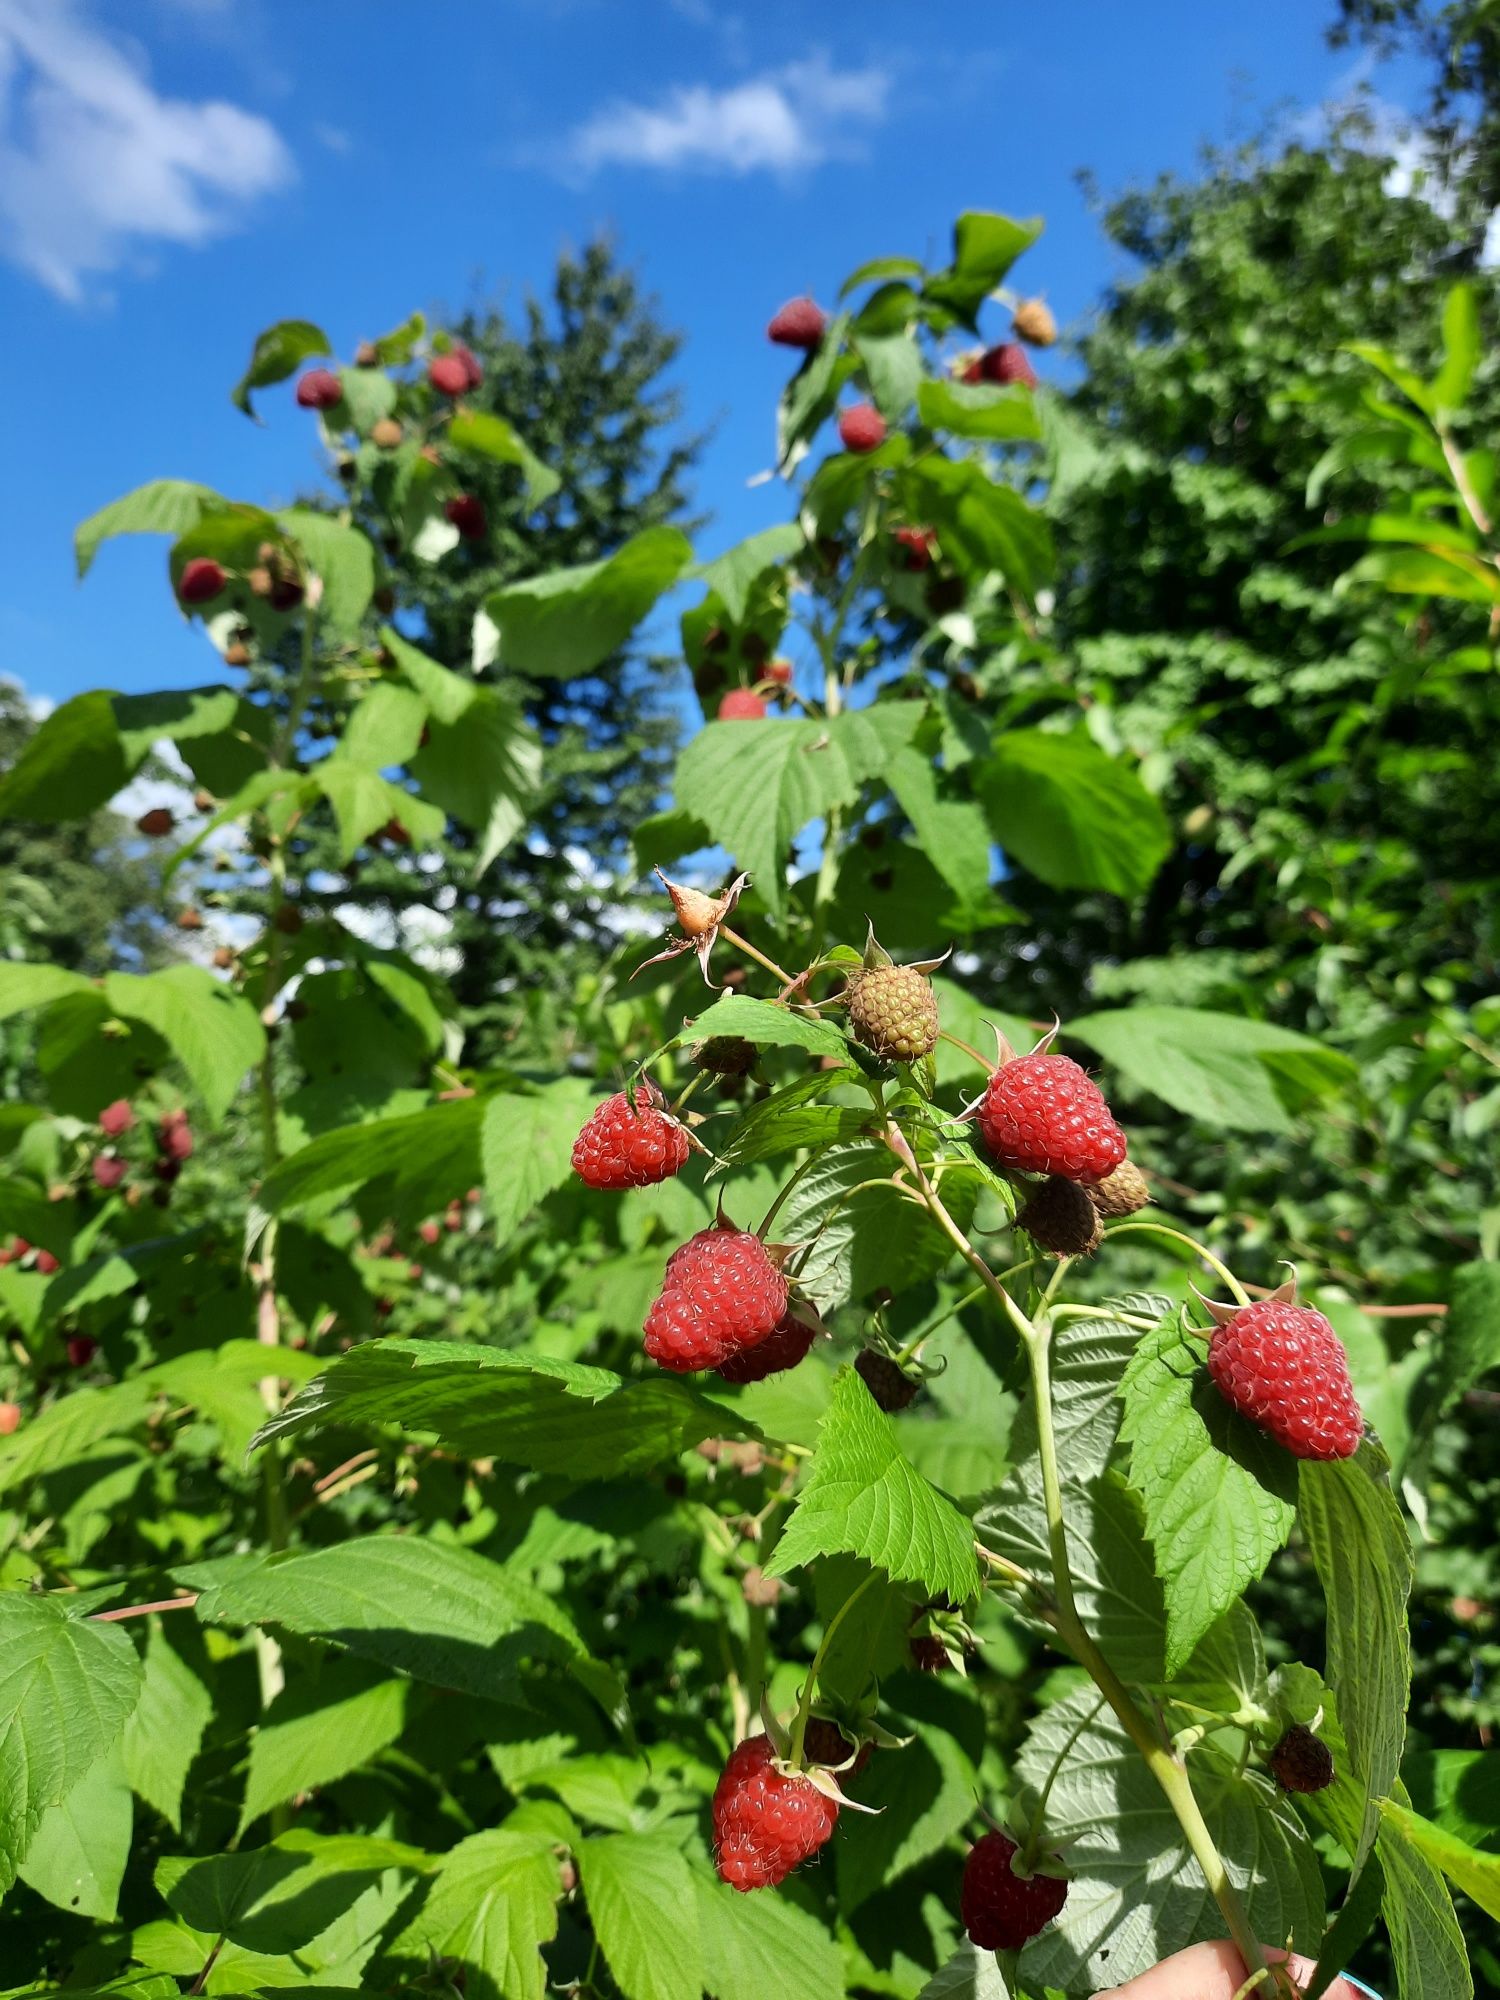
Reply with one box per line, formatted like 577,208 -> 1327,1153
578,1831 -> 703,2000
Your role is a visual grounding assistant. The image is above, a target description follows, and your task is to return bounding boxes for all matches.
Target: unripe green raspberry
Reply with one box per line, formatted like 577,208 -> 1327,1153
844,965 -> 939,1064
1087,1160 -> 1151,1218
1017,1176 -> 1103,1257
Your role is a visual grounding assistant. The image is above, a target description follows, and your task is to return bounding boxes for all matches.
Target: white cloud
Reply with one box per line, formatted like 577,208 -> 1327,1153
0,0 -> 293,301
547,52 -> 891,180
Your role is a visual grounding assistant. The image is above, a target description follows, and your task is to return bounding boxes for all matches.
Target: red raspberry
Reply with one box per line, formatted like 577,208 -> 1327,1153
444,494 -> 487,539
644,1226 -> 788,1373
0,1402 -> 20,1435
34,1250 -> 61,1278
764,658 -> 793,685
961,1831 -> 1068,1951
418,1220 -> 442,1246
976,1052 -> 1126,1185
712,1735 -> 839,1892
767,298 -> 827,349
893,526 -> 937,571
177,557 -> 227,605
295,368 -> 343,410
717,689 -> 767,721
978,343 -> 1038,389
136,808 -> 174,838
429,345 -> 481,395
715,1312 -> 816,1384
838,403 -> 887,453
1207,1300 -> 1363,1460
91,1155 -> 127,1192
98,1100 -> 135,1138
157,1113 -> 194,1163
65,1334 -> 96,1367
572,1087 -> 690,1192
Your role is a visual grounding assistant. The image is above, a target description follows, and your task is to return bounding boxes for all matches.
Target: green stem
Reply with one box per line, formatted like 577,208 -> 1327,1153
787,1570 -> 878,1767
717,924 -> 799,991
1103,1220 -> 1251,1304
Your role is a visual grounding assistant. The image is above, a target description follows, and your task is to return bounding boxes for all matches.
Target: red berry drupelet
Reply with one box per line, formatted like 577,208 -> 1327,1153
572,1087 -> 690,1192
976,1052 -> 1126,1186
961,1831 -> 1069,1951
838,403 -> 887,453
712,1736 -> 839,1891
715,1312 -> 816,1384
644,1226 -> 788,1373
767,297 -> 827,349
1207,1300 -> 1362,1460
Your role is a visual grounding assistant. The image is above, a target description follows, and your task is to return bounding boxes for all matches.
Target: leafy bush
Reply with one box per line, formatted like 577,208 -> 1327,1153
0,209 -> 1492,2000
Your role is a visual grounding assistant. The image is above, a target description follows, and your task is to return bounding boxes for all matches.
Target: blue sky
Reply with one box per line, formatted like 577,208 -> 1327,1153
0,0 -> 1428,708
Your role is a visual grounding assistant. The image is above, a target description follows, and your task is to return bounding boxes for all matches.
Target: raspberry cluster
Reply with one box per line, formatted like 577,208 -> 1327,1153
643,1226 -> 788,1373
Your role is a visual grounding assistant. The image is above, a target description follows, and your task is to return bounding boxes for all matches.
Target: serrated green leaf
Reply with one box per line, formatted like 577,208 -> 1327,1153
385,1822 -> 563,2000
0,1381 -> 154,1495
259,1095 -> 484,1215
690,523 -> 804,625
1067,1006 -> 1354,1134
917,1943 -> 1012,1999
448,407 -> 561,508
978,730 -> 1170,897
17,1745 -> 131,1922
903,458 -> 1053,601
276,509 -> 375,635
767,1364 -> 981,1602
1380,1794 -> 1497,1921
1434,1261 -> 1500,1411
777,312 -> 853,471
1298,1447 -> 1413,1872
672,992 -> 849,1059
111,684 -> 240,767
710,1073 -> 869,1173
231,320 -> 331,418
102,967 -> 266,1125
578,1833 -> 701,2000
481,1080 -> 595,1238
156,1828 -> 427,1953
0,1594 -> 143,1893
0,963 -> 92,1021
694,1871 -> 843,2000
252,1337 -> 744,1479
0,691 -> 129,822
775,1144 -> 977,1309
75,479 -> 220,576
314,761 -> 445,860
187,1536 -> 610,1707
1118,1312 -> 1298,1673
336,682 -> 427,770
240,1661 -> 409,1834
835,1685 -> 980,1911
487,526 -> 693,678
917,378 -> 1043,441
1014,1685 -> 1322,1991
122,1622 -> 212,1833
856,331 -> 924,421
1376,1794 -> 1475,2000
923,211 -> 1043,327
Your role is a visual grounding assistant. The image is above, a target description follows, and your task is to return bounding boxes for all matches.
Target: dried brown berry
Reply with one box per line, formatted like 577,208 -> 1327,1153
1087,1160 -> 1151,1217
694,1036 -> 758,1077
856,1348 -> 918,1412
1268,1725 -> 1335,1794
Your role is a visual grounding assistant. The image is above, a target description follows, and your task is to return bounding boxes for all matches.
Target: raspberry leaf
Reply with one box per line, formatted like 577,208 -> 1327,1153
916,1942 -> 1013,1999
774,1142 -> 979,1307
710,1075 -> 870,1173
253,1337 -> 751,1479
672,992 -> 849,1060
578,1831 -> 703,2000
485,526 -> 694,680
383,1822 -> 565,2000
767,1365 -> 982,1605
690,523 -> 804,625
1373,1794 -> 1475,2000
1013,1685 -> 1323,1991
1118,1311 -> 1298,1675
693,1873 -> 844,2000
835,1683 -> 983,1912
977,730 -> 1171,898
0,1596 -> 143,1895
1297,1447 -> 1415,1872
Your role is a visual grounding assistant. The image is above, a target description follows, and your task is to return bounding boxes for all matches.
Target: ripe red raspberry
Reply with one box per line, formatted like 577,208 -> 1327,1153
767,298 -> 827,349
976,1053 -> 1126,1185
764,658 -> 793,685
295,368 -> 343,410
418,1220 -> 442,1246
838,403 -> 887,453
98,1100 -> 134,1138
961,1831 -> 1068,1951
444,494 -> 487,539
136,807 -> 174,838
715,1312 -> 816,1384
429,345 -> 481,395
91,1155 -> 127,1192
1268,1724 -> 1336,1794
1207,1300 -> 1362,1460
572,1087 -> 690,1192
718,689 -> 767,721
712,1735 -> 839,1892
893,525 -> 937,571
0,1402 -> 20,1436
177,557 -> 227,605
644,1226 -> 788,1373
35,1250 -> 61,1278
157,1112 -> 194,1163
979,342 -> 1038,388
65,1334 -> 96,1367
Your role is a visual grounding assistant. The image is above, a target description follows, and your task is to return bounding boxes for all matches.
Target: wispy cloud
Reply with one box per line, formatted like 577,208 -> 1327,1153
542,53 -> 891,181
0,0 -> 293,302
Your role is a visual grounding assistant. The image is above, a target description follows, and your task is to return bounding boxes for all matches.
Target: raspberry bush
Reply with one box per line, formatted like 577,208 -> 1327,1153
0,212 -> 1490,2000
